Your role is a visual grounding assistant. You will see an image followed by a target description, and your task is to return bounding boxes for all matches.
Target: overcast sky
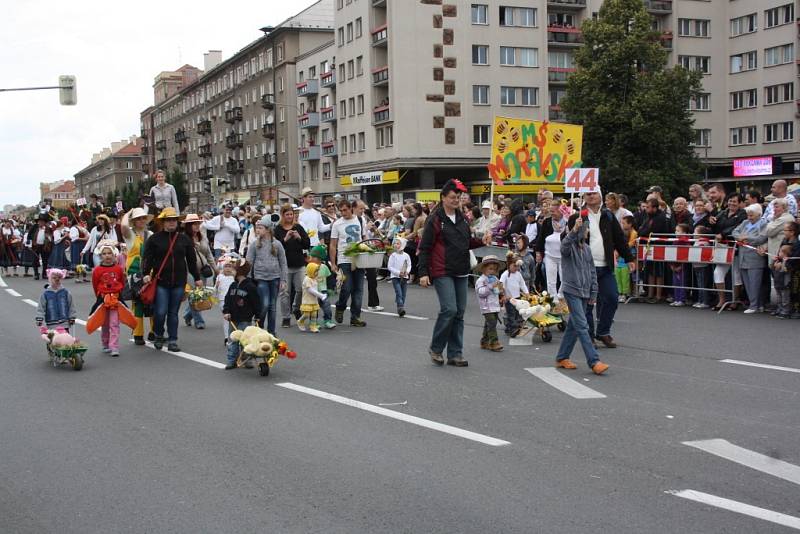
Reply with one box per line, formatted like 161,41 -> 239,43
0,0 -> 315,207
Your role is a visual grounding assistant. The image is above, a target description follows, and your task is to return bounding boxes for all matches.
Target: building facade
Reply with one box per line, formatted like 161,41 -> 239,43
40,180 -> 78,209
74,138 -> 144,200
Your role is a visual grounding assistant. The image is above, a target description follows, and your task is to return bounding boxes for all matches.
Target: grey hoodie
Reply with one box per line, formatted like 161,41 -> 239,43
246,237 -> 288,283
559,224 -> 598,301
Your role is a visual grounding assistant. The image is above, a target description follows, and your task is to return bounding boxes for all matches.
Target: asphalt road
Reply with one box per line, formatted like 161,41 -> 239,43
1,271 -> 798,533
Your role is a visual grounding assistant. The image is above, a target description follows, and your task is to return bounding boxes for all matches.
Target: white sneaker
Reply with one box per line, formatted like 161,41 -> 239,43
694,303 -> 710,309
101,348 -> 112,354
618,295 -> 626,303
368,306 -> 384,312
743,308 -> 758,314
670,301 -> 685,307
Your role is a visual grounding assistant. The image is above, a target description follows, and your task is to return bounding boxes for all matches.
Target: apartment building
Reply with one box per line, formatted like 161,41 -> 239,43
139,1 -> 334,212
40,180 -> 78,209
74,138 -> 144,200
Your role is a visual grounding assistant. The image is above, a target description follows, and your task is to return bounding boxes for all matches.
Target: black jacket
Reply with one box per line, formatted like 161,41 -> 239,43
274,224 -> 310,269
222,277 -> 262,324
637,209 -> 671,238
569,207 -> 634,267
504,199 -> 527,244
141,231 -> 200,289
713,209 -> 746,240
418,207 -> 481,279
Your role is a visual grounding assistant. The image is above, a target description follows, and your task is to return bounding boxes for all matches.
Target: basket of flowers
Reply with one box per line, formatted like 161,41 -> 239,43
344,239 -> 387,270
187,286 -> 217,311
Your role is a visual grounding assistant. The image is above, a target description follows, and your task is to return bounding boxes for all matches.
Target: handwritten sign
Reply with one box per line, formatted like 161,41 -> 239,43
76,197 -> 87,206
564,168 -> 600,194
487,117 -> 583,185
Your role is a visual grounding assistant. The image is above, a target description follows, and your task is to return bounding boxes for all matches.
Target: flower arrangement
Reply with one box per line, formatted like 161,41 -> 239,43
229,325 -> 297,368
187,286 -> 217,311
75,264 -> 88,275
343,240 -> 386,257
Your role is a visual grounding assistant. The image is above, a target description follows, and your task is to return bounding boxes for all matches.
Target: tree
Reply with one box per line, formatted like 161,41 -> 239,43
560,0 -> 703,201
168,167 -> 189,211
122,183 -> 139,211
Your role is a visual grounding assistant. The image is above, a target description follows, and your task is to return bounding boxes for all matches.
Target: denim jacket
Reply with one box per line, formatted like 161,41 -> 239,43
36,287 -> 76,326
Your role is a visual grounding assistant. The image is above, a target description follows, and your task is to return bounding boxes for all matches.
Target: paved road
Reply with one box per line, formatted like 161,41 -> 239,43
1,272 -> 798,533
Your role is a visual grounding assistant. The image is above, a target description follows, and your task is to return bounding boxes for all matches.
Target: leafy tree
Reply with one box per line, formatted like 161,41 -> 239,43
122,183 -> 139,211
560,0 -> 703,201
168,167 -> 189,211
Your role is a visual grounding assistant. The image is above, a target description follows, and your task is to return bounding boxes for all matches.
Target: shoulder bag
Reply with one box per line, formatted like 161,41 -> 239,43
139,233 -> 177,306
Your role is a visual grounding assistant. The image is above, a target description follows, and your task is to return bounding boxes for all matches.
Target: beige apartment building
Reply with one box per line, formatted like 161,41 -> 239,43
139,1 -> 334,212
40,180 -> 78,209
331,0 -> 798,203
74,138 -> 144,200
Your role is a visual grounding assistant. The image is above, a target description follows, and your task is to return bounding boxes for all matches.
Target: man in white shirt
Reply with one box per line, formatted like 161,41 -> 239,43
202,204 -> 241,258
763,179 -> 798,221
297,187 -> 330,247
330,200 -> 367,326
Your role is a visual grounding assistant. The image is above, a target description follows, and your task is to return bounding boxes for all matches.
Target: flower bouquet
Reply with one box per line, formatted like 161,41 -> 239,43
343,239 -> 386,269
187,286 -> 217,311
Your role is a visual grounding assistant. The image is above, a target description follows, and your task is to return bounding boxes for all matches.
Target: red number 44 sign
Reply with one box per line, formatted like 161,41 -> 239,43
564,168 -> 600,194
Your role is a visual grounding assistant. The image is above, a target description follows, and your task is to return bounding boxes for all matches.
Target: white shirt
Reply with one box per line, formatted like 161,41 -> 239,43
500,269 -> 528,299
215,273 -> 235,304
297,206 -> 330,247
35,228 -> 46,246
203,215 -> 241,251
330,216 -> 365,265
387,251 -> 411,279
587,209 -> 607,267
525,222 -> 538,245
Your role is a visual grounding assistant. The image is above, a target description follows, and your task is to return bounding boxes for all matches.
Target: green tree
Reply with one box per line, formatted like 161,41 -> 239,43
560,0 -> 703,201
168,167 -> 189,211
122,183 -> 139,211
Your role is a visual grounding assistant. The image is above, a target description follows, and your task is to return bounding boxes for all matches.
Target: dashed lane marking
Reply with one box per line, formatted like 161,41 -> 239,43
525,367 -> 607,399
721,359 -> 800,375
5,288 -> 22,297
666,490 -> 800,531
135,340 -> 226,370
683,439 -> 800,486
345,306 -> 428,321
22,299 -> 38,307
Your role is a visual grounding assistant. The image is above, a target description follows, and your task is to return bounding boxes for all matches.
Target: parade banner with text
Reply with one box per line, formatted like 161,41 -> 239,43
487,117 -> 583,186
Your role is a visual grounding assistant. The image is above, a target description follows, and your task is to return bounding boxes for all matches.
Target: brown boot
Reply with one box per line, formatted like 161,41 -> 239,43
489,341 -> 504,352
480,341 -> 490,350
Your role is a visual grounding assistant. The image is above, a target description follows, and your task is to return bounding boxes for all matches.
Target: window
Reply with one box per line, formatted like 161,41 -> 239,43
678,55 -> 710,74
730,51 -> 757,73
692,129 -> 711,147
548,51 -> 574,69
339,99 -> 347,118
500,6 -> 536,27
520,87 -> 538,106
349,134 -> 356,153
340,136 -> 347,154
346,22 -> 353,42
688,93 -> 711,111
473,125 -> 490,145
125,161 -> 133,169
678,18 -> 709,37
472,45 -> 489,65
765,4 -> 794,29
355,17 -> 362,38
730,126 -> 757,146
126,175 -> 133,184
548,13 -> 574,27
500,86 -> 516,105
519,48 -> 538,67
471,4 -> 488,25
348,97 -> 355,116
730,14 -> 757,37
385,126 -> 393,146
358,132 -> 366,151
347,60 -> 354,79
765,83 -> 794,105
765,122 -> 794,143
376,128 -> 385,148
357,94 -> 364,114
730,89 -> 757,110
473,85 -> 489,105
338,63 -> 345,82
356,56 -> 363,76
765,44 -> 794,67
500,46 -> 515,66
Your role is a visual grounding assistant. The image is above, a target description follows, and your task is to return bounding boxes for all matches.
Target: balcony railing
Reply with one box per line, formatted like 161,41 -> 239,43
320,70 -> 336,88
373,105 -> 391,125
142,163 -> 151,175
261,93 -> 275,110
546,0 -> 586,9
198,144 -> 212,158
226,159 -> 244,174
547,67 -> 576,83
156,158 -> 168,169
174,129 -> 187,143
371,24 -> 388,47
372,66 -> 389,86
225,133 -> 243,149
644,0 -> 672,13
296,79 -> 319,97
299,112 -> 320,129
298,145 -> 321,161
175,152 -> 188,164
321,106 -> 337,123
660,31 -> 673,50
262,123 -> 275,139
198,166 -> 213,179
263,153 -> 276,167
224,107 -> 243,123
197,119 -> 212,135
155,139 -> 167,151
321,140 -> 337,157
547,26 -> 584,46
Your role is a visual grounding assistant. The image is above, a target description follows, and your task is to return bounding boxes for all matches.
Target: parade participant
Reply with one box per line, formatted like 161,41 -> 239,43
148,169 -> 180,216
297,187 -> 331,247
121,207 -> 154,345
68,217 -> 89,277
331,200 -> 368,327
274,204 -> 310,327
1,219 -> 21,277
354,199 -> 383,311
535,201 -> 567,303
732,203 -> 767,314
246,217 -> 288,335
298,262 -> 326,333
387,237 -> 411,317
48,217 -> 70,270
418,179 -> 490,367
554,214 -> 609,375
223,259 -> 261,370
88,241 -> 132,357
35,269 -> 76,332
307,245 -> 336,328
25,213 -> 53,280
181,214 -> 216,330
203,204 -> 241,258
475,255 -> 504,352
515,235 -> 536,299
500,251 -> 529,337
141,208 -> 202,352
81,212 -> 119,268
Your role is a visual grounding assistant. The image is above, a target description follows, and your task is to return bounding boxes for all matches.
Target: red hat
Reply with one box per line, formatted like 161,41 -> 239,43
60,216 -> 69,225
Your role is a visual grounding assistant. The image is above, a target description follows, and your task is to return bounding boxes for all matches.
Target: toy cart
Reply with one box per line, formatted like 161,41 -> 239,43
523,313 -> 563,342
46,344 -> 87,371
230,324 -> 297,377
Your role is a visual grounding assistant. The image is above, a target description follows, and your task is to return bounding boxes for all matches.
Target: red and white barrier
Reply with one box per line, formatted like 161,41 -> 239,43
637,242 -> 735,265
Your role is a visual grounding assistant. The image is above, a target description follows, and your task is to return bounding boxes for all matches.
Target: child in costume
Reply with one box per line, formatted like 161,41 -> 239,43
387,237 -> 411,317
500,252 -> 529,337
215,254 -> 238,345
308,245 -> 336,329
298,262 -> 326,333
222,259 -> 261,370
88,240 -> 135,357
35,268 -> 77,332
475,255 -> 504,352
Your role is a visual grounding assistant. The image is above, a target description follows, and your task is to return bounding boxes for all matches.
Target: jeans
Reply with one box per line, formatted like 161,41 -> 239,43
430,276 -> 468,359
773,268 -> 791,315
336,262 -> 364,320
556,292 -> 600,367
741,267 -> 764,311
257,278 -> 281,334
182,274 -> 207,327
320,293 -> 332,322
366,267 -> 380,307
391,278 -> 407,308
693,266 -> 710,305
226,320 -> 250,365
586,266 -> 618,338
281,267 -> 304,320
153,285 -> 185,342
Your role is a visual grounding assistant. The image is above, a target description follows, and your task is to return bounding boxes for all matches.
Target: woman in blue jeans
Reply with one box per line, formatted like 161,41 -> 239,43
181,214 -> 216,329
418,179 -> 489,367
246,217 -> 287,334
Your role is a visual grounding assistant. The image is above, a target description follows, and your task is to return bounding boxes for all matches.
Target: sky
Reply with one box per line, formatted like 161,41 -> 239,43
0,0 -> 316,208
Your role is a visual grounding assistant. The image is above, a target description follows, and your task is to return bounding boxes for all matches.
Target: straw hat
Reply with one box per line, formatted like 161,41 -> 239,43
182,213 -> 203,224
94,214 -> 110,225
475,254 -> 505,273
121,207 -> 153,228
156,207 -> 181,220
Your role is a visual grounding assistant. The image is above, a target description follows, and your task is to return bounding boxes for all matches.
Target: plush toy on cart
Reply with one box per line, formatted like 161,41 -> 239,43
40,327 -> 88,371
511,291 -> 565,343
228,324 -> 297,377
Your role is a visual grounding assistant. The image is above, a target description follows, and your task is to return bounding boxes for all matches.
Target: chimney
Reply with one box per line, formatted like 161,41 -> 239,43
111,142 -> 122,153
204,50 -> 222,71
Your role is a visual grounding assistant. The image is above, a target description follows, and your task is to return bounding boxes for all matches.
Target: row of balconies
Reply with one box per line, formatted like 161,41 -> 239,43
224,107 -> 243,123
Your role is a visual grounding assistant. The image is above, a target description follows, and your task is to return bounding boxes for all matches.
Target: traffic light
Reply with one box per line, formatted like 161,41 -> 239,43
59,75 -> 77,105
217,178 -> 230,192
203,178 -> 212,193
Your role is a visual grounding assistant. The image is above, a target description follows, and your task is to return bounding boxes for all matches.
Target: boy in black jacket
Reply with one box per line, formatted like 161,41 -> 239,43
222,260 -> 262,369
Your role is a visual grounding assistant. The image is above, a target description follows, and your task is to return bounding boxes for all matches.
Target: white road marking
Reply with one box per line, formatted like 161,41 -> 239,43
683,439 -> 800,486
721,359 -> 800,375
666,489 -> 800,530
139,341 -> 226,369
526,368 -> 607,399
276,382 -> 510,447
0,275 -> 7,288
74,319 -> 86,326
509,335 -> 533,346
22,299 -> 38,307
5,288 -> 22,297
346,306 -> 428,321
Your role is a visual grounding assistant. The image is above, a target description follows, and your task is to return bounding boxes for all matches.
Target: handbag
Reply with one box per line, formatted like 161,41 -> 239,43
139,233 -> 178,306
200,263 -> 214,279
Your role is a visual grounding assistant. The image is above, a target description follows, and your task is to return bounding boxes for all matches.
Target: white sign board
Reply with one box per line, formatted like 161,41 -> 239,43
351,171 -> 384,186
564,168 -> 600,194
76,197 -> 87,206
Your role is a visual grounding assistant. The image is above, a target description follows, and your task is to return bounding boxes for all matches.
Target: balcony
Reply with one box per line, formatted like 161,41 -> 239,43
262,123 -> 275,139
298,145 -> 321,161
299,112 -> 320,130
224,107 -> 243,123
373,105 -> 392,125
296,79 -> 319,97
198,166 -> 213,180
263,153 -> 276,167
142,163 -> 151,175
371,24 -> 388,47
660,30 -> 673,50
174,129 -> 187,143
155,139 -> 167,151
549,105 -> 566,122
372,66 -> 389,87
198,144 -> 212,158
547,26 -> 584,47
261,93 -> 275,110
175,151 -> 188,164
226,159 -> 244,174
546,0 -> 586,9
225,133 -> 243,149
197,119 -> 212,135
156,158 -> 168,169
321,140 -> 337,157
548,67 -> 576,84
644,0 -> 672,14
320,70 -> 336,88
321,106 -> 337,123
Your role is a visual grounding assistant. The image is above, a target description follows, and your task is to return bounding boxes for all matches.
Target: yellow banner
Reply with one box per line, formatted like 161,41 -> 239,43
469,183 -> 565,195
340,170 -> 400,187
487,117 -> 583,185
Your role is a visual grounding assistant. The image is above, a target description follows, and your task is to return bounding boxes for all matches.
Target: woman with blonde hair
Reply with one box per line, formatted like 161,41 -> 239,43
246,217 -> 288,334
